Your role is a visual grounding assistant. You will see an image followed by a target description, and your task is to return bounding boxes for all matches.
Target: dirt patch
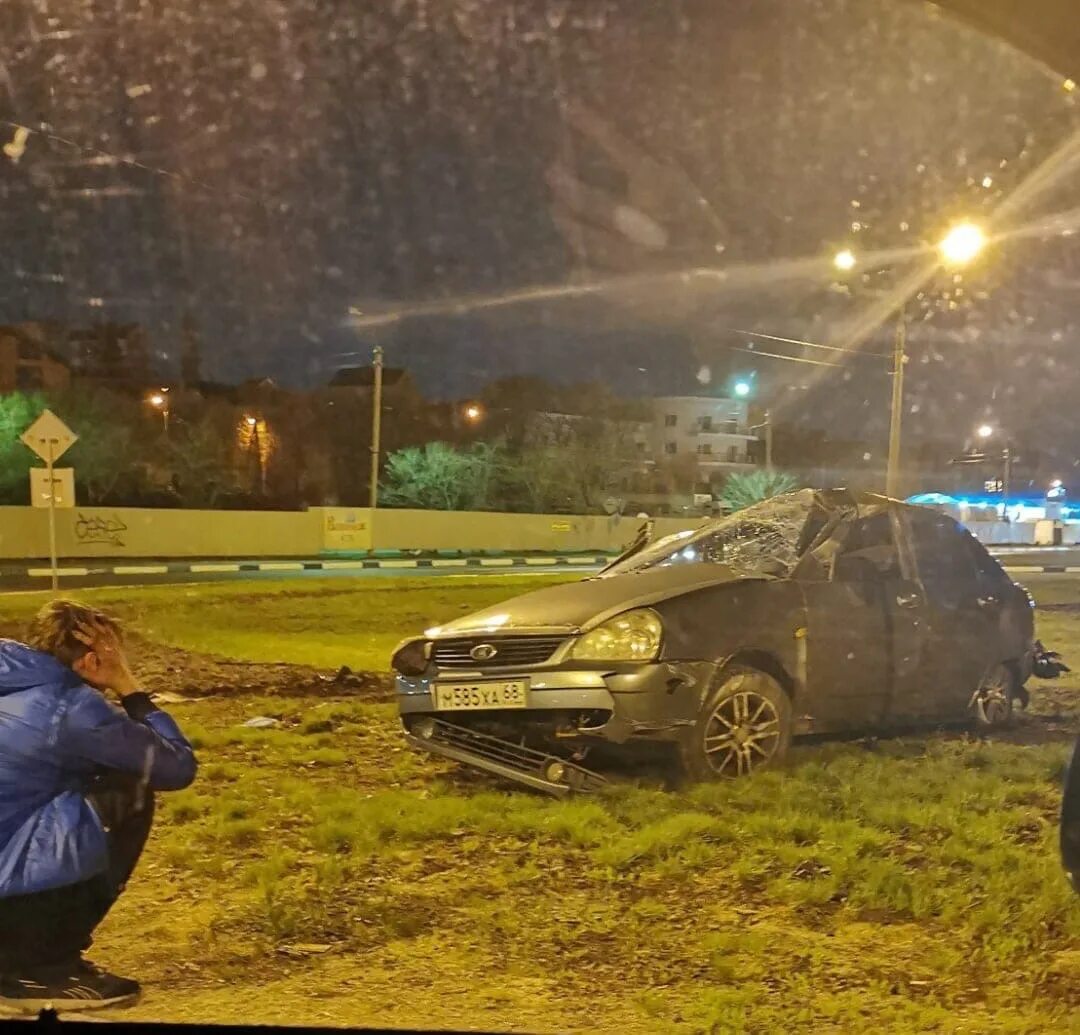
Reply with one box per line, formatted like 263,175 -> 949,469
133,636 -> 393,700
0,622 -> 392,702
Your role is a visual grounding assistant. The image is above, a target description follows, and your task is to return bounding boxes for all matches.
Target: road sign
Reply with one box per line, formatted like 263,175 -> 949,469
20,409 -> 77,463
21,411 -> 77,592
30,467 -> 75,509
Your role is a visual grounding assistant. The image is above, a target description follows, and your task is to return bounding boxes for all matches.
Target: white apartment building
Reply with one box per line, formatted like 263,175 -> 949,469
647,395 -> 758,471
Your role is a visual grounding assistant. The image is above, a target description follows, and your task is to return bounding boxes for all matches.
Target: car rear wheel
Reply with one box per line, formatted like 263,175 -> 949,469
679,665 -> 792,781
973,663 -> 1017,730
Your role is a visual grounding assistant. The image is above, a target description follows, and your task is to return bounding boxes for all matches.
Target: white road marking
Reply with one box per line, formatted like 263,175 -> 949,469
431,559 -> 468,567
378,559 -> 418,568
112,565 -> 170,575
189,563 -> 241,573
479,558 -> 514,567
27,567 -> 90,577
256,562 -> 305,571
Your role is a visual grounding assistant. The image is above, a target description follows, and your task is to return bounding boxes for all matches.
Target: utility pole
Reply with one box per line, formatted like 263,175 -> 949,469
1002,446 -> 1012,521
369,345 -> 384,510
750,410 -> 773,473
764,410 -> 773,473
885,307 -> 906,499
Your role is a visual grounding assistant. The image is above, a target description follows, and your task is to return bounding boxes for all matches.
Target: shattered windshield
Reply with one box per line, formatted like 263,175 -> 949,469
602,490 -> 816,578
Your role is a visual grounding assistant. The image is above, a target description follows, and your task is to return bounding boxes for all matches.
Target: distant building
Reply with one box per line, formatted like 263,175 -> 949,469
64,323 -> 154,390
0,325 -> 71,393
648,394 -> 757,471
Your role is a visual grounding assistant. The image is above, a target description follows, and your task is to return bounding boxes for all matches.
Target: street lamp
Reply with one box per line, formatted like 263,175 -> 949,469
939,223 -> 987,267
240,414 -> 270,494
733,380 -> 751,398
833,249 -> 857,272
464,403 -> 483,422
884,222 -> 987,498
974,424 -> 1012,520
147,388 -> 170,435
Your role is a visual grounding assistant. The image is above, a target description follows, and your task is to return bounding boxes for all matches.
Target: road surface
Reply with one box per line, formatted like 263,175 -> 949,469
3,547 -> 1080,591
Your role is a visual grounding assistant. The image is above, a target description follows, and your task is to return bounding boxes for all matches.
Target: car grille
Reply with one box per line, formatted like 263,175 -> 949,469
432,636 -> 566,670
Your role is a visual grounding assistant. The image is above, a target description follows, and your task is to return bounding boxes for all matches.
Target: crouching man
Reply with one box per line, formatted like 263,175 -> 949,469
0,600 -> 197,1014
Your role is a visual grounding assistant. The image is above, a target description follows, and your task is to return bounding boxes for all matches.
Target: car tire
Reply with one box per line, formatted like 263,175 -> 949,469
973,663 -> 1017,730
678,664 -> 793,781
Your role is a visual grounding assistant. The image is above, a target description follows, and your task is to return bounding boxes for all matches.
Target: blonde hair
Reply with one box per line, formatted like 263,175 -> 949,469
26,599 -> 122,667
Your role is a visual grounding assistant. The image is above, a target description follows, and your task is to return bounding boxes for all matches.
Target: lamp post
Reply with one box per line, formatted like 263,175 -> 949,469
834,222 -> 987,499
369,346 -> 384,510
977,423 -> 1012,520
148,389 -> 170,436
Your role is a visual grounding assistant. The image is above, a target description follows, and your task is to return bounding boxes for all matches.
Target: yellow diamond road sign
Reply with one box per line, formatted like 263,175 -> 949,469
20,409 -> 77,463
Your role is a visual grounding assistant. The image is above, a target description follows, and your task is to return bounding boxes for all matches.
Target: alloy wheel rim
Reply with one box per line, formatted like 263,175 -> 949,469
704,688 -> 781,776
979,687 -> 1010,725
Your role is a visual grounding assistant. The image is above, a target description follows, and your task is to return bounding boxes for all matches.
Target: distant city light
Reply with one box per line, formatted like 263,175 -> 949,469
976,423 -> 995,440
464,404 -> 483,422
981,175 -> 994,189
149,393 -> 165,408
1052,479 -> 1064,489
245,415 -> 258,427
833,249 -> 857,272
733,381 -> 751,398
939,223 -> 986,266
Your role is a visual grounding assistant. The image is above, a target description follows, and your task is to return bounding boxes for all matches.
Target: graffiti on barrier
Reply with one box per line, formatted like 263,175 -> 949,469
74,513 -> 128,548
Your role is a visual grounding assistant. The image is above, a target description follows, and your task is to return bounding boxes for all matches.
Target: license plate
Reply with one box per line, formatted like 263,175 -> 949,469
432,680 -> 528,711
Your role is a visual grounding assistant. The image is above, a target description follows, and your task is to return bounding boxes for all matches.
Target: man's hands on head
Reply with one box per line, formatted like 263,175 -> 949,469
73,618 -> 139,698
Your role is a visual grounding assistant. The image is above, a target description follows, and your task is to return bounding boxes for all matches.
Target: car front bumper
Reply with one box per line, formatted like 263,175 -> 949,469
396,659 -> 716,745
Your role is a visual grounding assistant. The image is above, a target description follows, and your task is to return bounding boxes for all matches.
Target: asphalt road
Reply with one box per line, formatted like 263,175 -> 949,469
3,547 -> 1080,592
0,562 -> 591,592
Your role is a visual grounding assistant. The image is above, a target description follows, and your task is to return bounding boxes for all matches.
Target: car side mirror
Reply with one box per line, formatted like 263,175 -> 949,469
1062,737 -> 1080,893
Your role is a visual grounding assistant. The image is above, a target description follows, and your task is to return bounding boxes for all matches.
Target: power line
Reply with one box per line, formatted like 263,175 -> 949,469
727,346 -> 846,369
730,327 -> 890,359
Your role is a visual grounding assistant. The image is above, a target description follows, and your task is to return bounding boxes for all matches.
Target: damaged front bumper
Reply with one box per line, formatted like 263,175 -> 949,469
397,661 -> 715,794
405,717 -> 609,798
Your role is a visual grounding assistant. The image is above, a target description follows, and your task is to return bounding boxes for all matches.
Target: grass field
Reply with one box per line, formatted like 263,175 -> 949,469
2,576 -> 1080,1033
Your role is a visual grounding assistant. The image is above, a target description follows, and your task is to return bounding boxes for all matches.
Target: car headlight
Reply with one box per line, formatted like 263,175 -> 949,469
570,608 -> 663,662
391,638 -> 431,676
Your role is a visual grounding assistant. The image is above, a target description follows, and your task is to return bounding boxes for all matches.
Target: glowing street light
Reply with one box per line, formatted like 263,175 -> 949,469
245,415 -> 258,427
939,222 -> 986,266
972,424 -> 1012,518
833,248 -> 857,272
147,388 -> 170,434
733,380 -> 752,398
464,404 -> 483,422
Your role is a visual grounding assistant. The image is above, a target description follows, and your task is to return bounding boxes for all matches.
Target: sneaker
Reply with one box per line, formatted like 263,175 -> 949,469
0,959 -> 140,1014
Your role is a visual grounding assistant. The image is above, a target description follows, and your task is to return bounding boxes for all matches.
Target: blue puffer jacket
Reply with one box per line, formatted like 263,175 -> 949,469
0,639 -> 197,898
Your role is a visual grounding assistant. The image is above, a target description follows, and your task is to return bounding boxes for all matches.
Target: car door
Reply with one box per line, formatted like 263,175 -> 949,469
899,511 -> 989,719
798,511 -> 917,731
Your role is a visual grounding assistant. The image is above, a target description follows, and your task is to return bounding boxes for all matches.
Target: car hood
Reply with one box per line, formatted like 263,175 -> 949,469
429,565 -> 761,638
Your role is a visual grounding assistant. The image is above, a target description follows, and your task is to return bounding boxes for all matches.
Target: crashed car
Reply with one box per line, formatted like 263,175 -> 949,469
393,489 -> 1051,796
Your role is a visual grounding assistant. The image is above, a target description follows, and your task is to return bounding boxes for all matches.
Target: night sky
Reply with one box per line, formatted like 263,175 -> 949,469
1,0 -> 1078,464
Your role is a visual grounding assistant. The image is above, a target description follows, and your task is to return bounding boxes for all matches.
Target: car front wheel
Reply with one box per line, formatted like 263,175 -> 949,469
679,665 -> 792,781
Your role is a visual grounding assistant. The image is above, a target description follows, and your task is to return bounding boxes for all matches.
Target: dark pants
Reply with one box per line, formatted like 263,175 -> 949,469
0,777 -> 155,972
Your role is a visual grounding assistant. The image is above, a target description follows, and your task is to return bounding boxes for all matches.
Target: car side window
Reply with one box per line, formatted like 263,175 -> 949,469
963,532 -> 1009,587
831,513 -> 902,582
909,515 -> 978,605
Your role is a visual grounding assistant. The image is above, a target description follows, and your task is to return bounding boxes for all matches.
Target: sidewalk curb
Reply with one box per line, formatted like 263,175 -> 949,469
5,555 -> 612,580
